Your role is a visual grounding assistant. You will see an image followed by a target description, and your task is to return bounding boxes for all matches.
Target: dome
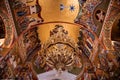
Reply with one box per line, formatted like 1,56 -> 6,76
38,0 -> 80,22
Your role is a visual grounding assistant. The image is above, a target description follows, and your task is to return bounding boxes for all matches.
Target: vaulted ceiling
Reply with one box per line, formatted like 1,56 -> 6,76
0,0 -> 120,80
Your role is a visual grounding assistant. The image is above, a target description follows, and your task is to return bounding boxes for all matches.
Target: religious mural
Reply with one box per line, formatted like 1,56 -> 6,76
0,0 -> 120,80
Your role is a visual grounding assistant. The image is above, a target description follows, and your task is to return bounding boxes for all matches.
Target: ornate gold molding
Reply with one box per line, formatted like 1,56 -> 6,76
37,25 -> 82,71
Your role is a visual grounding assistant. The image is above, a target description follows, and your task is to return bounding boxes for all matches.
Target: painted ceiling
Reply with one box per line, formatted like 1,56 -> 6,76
0,0 -> 120,80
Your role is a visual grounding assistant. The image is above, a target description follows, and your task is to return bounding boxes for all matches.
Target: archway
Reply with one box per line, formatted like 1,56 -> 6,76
111,15 -> 120,42
0,16 -> 5,47
0,10 -> 14,48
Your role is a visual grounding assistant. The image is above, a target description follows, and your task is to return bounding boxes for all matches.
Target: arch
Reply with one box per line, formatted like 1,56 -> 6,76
103,13 -> 120,50
0,9 -> 14,48
111,13 -> 120,42
0,16 -> 5,46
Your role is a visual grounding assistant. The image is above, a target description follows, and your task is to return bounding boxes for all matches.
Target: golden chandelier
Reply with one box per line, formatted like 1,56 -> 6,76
37,25 -> 82,71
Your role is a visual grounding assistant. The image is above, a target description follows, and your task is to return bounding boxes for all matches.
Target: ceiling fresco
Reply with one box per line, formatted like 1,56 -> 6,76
0,24 -> 106,80
5,0 -> 110,37
7,0 -> 111,36
0,0 -> 120,80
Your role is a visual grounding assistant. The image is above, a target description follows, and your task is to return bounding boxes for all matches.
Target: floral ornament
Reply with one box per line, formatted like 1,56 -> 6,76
69,5 -> 75,11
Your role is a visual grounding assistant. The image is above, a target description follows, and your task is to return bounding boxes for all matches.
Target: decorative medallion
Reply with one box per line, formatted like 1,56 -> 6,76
95,10 -> 105,23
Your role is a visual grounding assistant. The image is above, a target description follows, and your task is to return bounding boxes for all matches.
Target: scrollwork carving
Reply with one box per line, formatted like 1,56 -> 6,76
36,25 -> 82,72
